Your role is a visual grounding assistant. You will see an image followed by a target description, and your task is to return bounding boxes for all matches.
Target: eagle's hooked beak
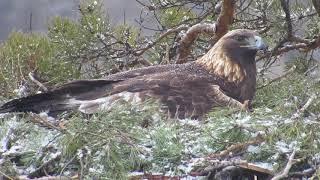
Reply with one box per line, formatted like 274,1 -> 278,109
254,35 -> 268,51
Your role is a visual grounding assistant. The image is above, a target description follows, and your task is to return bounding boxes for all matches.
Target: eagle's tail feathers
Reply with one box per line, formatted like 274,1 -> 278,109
0,79 -> 121,115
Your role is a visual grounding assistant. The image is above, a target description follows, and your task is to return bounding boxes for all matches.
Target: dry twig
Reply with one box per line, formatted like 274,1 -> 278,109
257,36 -> 320,61
28,72 -> 48,92
134,25 -> 189,56
258,65 -> 296,89
271,150 -> 297,180
207,135 -> 264,159
28,153 -> 62,178
304,64 -> 319,75
29,113 -> 66,133
0,170 -> 14,180
291,94 -> 317,119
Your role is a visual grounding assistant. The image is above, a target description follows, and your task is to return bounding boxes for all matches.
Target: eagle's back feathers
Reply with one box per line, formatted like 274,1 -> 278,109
0,29 -> 266,119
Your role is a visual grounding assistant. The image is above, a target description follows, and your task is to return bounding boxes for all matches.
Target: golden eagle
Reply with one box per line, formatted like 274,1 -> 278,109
0,29 -> 267,119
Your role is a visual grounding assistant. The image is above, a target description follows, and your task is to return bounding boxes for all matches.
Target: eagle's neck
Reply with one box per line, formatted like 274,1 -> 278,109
195,46 -> 248,83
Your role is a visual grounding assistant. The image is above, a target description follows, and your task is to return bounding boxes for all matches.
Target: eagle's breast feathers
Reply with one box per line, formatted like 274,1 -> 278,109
197,46 -> 246,83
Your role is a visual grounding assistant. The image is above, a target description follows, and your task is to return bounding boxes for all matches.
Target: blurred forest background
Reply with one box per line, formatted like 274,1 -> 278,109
0,0 -> 320,179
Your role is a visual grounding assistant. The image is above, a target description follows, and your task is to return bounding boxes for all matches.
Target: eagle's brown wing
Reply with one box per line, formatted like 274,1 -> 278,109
108,72 -> 246,119
0,70 -> 245,119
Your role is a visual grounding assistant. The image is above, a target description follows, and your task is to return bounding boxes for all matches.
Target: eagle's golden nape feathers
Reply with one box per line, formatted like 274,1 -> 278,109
0,29 -> 267,119
196,29 -> 267,83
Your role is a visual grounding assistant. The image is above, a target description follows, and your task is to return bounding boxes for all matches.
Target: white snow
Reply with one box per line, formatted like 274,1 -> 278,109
247,145 -> 261,154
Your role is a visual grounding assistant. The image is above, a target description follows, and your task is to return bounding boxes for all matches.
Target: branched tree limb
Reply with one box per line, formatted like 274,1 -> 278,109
28,72 -> 48,92
271,150 -> 297,180
280,0 -> 316,44
256,0 -> 320,66
257,35 -> 320,61
291,94 -> 317,119
211,0 -> 236,43
28,153 -> 62,178
176,0 -> 236,64
176,23 -> 216,63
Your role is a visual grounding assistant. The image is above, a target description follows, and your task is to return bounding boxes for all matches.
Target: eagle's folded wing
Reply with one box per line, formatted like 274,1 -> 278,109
108,72 -> 246,119
0,71 -> 245,119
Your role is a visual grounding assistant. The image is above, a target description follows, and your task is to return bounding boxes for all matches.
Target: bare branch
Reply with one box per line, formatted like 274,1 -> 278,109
257,65 -> 296,89
176,23 -> 216,63
28,153 -> 62,178
207,135 -> 264,159
255,0 -> 320,67
0,170 -> 14,180
211,0 -> 236,43
134,25 -> 189,56
304,64 -> 318,75
175,0 -> 236,64
271,150 -> 297,180
291,94 -> 317,119
280,0 -> 311,44
257,35 -> 320,61
28,72 -> 48,92
29,113 -> 66,133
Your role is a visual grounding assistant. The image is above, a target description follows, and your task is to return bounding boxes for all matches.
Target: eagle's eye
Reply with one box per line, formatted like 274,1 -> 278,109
235,35 -> 246,42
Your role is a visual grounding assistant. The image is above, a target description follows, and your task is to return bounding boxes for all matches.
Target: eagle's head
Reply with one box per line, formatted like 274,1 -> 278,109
219,29 -> 268,62
197,29 -> 267,82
